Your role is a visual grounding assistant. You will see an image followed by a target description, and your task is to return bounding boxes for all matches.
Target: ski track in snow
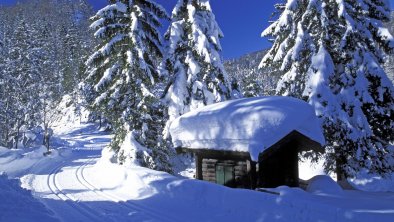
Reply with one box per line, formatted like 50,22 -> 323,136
23,124 -> 176,222
47,161 -> 107,222
77,159 -> 179,222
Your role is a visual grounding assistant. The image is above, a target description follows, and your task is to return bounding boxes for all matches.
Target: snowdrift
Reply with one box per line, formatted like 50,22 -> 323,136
0,173 -> 58,222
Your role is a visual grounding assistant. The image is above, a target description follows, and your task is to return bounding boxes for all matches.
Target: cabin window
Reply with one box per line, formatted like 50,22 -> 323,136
215,164 -> 234,186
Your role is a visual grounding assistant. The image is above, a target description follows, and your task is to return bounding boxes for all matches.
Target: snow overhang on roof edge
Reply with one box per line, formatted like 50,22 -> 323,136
169,96 -> 326,161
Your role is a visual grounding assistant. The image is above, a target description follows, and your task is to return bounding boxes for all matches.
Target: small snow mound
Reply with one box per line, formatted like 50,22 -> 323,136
117,132 -> 153,166
0,146 -> 11,155
25,145 -> 49,158
306,175 -> 343,195
0,145 -> 66,178
100,146 -> 117,164
349,170 -> 394,192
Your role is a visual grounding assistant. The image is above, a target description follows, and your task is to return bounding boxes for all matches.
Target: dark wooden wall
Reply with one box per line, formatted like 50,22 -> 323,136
194,147 -> 300,189
188,131 -> 322,189
258,141 -> 299,188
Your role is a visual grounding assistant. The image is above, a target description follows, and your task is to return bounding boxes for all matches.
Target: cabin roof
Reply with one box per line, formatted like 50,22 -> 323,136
169,96 -> 325,161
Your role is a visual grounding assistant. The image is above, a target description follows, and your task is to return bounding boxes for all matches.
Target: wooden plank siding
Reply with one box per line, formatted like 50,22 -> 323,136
176,130 -> 324,189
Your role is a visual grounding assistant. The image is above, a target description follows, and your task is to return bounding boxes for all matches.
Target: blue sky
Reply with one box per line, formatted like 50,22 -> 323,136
2,0 -> 394,59
85,0 -> 280,59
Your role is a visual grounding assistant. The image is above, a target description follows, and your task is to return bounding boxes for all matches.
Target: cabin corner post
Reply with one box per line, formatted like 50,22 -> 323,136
195,153 -> 203,180
247,160 -> 257,189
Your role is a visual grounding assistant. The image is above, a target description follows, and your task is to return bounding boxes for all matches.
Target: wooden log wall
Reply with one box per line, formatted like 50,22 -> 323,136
202,158 -> 248,187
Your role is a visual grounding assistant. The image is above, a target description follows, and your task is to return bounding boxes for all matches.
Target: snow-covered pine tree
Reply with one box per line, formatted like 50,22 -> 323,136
383,11 -> 394,83
59,0 -> 94,94
55,0 -> 95,124
261,0 -> 394,179
0,14 -> 7,147
0,6 -> 18,148
224,49 -> 283,97
33,21 -> 63,152
85,0 -> 171,171
7,13 -> 44,149
0,0 -> 96,148
162,0 -> 237,136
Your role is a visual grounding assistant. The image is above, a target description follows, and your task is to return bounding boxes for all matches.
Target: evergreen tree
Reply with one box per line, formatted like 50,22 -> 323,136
0,14 -> 5,145
0,6 -> 16,147
7,14 -> 43,148
383,11 -> 394,83
85,0 -> 171,171
224,50 -> 281,97
59,0 -> 95,94
162,0 -> 237,137
261,0 -> 394,179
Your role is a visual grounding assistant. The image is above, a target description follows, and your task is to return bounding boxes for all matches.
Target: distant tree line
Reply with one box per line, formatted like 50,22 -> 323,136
0,0 -> 94,149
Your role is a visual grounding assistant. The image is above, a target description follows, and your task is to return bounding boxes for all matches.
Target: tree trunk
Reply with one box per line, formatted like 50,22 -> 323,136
43,123 -> 50,153
336,164 -> 345,181
45,134 -> 50,152
4,102 -> 10,147
15,121 -> 20,150
335,147 -> 346,182
43,100 -> 49,152
5,128 -> 9,148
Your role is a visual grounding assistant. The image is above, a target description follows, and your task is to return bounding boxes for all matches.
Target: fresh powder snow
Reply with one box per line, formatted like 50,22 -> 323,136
0,122 -> 393,222
0,174 -> 59,222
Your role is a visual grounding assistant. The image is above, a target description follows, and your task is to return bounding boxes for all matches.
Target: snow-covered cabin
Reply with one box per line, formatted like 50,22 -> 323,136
170,96 -> 325,189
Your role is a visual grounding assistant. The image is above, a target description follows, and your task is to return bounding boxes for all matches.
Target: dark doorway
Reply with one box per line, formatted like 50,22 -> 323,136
216,163 -> 235,187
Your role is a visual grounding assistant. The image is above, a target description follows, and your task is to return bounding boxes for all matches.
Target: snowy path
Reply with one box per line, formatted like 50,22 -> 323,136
21,124 -> 177,222
8,123 -> 394,222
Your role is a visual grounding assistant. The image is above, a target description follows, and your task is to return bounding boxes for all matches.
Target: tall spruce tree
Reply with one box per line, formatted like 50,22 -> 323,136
85,0 -> 171,171
261,0 -> 394,179
162,0 -> 237,137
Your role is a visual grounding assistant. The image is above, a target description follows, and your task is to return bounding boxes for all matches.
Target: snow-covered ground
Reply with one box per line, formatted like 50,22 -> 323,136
0,173 -> 59,222
1,123 -> 394,222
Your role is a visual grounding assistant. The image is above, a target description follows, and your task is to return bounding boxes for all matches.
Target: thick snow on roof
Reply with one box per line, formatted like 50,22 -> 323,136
169,96 -> 325,161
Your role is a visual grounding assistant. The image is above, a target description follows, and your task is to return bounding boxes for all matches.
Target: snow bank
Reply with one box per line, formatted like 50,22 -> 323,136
307,175 -> 343,195
89,160 -> 344,222
0,173 -> 58,222
299,158 -> 394,193
350,170 -> 394,192
99,144 -> 118,164
0,145 -> 69,178
115,131 -> 154,166
88,159 -> 394,222
170,96 -> 325,161
3,123 -> 391,222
